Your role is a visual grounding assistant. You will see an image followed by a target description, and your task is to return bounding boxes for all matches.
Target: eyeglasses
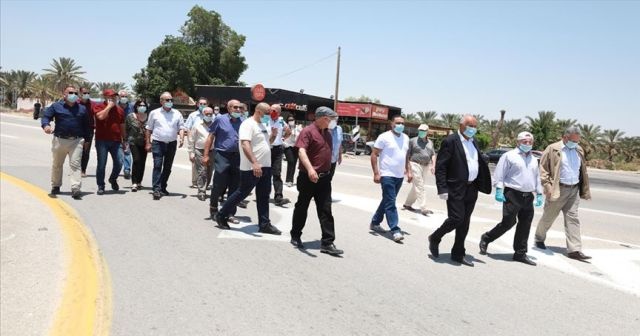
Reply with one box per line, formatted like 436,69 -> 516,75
68,92 -> 78,95
231,105 -> 242,109
163,98 -> 173,102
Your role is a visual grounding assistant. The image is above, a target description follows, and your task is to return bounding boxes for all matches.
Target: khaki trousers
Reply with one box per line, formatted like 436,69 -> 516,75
404,161 -> 429,211
51,136 -> 84,191
535,184 -> 582,252
193,148 -> 214,194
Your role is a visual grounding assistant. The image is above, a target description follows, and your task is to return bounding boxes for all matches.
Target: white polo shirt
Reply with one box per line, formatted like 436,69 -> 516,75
146,107 -> 185,143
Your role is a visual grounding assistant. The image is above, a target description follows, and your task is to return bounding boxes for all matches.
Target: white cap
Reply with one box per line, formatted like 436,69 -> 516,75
517,131 -> 533,141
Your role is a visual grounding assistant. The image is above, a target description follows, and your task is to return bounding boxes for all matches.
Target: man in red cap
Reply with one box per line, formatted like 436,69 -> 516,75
92,89 -> 126,195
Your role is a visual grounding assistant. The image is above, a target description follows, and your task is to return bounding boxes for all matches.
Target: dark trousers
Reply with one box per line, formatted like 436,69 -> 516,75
129,142 -> 147,185
271,145 -> 284,200
81,129 -> 94,173
291,172 -> 335,245
484,187 -> 534,255
431,183 -> 479,258
284,146 -> 298,183
151,140 -> 177,192
329,162 -> 337,181
95,140 -> 123,188
210,151 -> 240,208
219,168 -> 272,228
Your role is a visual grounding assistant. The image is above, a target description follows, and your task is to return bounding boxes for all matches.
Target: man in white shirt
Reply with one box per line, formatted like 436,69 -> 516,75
189,107 -> 215,201
369,115 -> 413,243
268,104 -> 292,205
479,132 -> 543,266
185,97 -> 209,188
215,102 -> 282,235
145,92 -> 186,200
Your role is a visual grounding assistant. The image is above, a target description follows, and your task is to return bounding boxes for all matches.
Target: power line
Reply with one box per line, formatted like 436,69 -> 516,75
255,51 -> 338,85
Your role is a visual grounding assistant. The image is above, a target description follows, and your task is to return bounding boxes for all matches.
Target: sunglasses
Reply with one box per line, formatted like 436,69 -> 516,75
68,91 -> 78,95
231,105 -> 242,109
163,98 -> 173,102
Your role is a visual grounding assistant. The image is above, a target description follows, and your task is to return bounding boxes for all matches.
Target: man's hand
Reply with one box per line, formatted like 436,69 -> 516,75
179,138 -> 184,148
252,162 -> 262,177
373,172 -> 381,184
271,126 -> 278,135
145,143 -> 151,152
406,170 -> 413,183
202,155 -> 209,165
83,142 -> 90,151
439,193 -> 448,200
189,153 -> 195,162
308,168 -> 319,183
106,99 -> 115,109
43,125 -> 52,134
430,165 -> 435,175
338,155 -> 342,165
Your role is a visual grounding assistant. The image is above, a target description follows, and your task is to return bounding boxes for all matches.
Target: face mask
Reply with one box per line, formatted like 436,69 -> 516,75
288,121 -> 295,127
203,115 -> 213,123
231,112 -> 242,119
261,115 -> 271,124
394,124 -> 405,134
418,130 -> 427,138
163,102 -> 173,109
66,94 -> 78,103
119,97 -> 128,104
463,126 -> 477,138
137,106 -> 147,113
198,105 -> 205,112
565,140 -> 578,149
270,111 -> 279,120
244,112 -> 249,118
328,119 -> 337,129
82,94 -> 90,100
519,144 -> 532,153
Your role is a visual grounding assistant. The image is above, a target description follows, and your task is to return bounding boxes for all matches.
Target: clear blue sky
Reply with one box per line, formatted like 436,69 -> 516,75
2,0 -> 638,135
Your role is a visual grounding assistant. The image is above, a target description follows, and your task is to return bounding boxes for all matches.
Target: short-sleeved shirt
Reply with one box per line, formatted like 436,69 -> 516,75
239,117 -> 271,170
269,118 -> 286,146
92,102 -> 125,141
145,107 -> 185,143
374,130 -> 410,178
185,110 -> 204,130
296,123 -> 333,173
408,136 -> 435,165
209,114 -> 242,152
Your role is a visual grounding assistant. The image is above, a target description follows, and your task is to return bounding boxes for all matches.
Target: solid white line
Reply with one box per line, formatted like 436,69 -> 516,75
0,121 -> 42,130
0,134 -> 18,139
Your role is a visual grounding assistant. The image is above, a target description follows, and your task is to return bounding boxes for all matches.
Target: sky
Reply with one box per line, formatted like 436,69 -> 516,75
1,0 -> 639,136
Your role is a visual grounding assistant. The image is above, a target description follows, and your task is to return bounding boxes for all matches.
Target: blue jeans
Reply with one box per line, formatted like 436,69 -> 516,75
120,147 -> 132,174
95,140 -> 123,188
151,140 -> 177,192
219,168 -> 272,228
371,176 -> 404,232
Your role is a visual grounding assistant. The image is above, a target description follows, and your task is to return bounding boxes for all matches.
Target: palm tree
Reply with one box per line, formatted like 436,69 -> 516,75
490,110 -> 506,149
557,118 -> 578,132
480,119 -> 498,134
602,129 -> 626,161
618,137 -> 640,163
42,57 -> 86,93
77,80 -> 99,96
416,111 -> 439,125
500,119 -> 527,145
95,82 -> 128,93
29,76 -> 56,106
401,112 -> 420,123
473,114 -> 486,125
577,124 -> 602,161
439,113 -> 461,130
526,111 -> 559,150
12,70 -> 37,98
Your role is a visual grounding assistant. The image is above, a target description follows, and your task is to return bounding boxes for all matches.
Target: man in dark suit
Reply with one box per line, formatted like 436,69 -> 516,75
428,114 -> 491,266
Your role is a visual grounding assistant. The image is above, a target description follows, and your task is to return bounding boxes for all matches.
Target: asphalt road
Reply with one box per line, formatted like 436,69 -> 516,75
2,113 -> 639,335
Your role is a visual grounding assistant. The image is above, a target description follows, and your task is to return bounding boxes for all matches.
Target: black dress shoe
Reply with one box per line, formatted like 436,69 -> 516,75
451,256 -> 474,267
513,254 -> 537,266
109,178 -> 119,191
258,224 -> 281,235
534,241 -> 547,249
274,198 -> 290,206
290,237 -> 304,249
567,251 -> 592,261
161,189 -> 170,196
320,244 -> 344,256
215,214 -> 230,230
51,186 -> 61,195
209,206 -> 218,219
428,234 -> 439,258
71,189 -> 82,200
238,200 -> 248,209
479,234 -> 489,255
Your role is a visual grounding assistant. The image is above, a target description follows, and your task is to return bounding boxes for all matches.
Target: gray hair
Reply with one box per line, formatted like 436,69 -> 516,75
459,114 -> 475,125
563,126 -> 582,136
160,91 -> 172,99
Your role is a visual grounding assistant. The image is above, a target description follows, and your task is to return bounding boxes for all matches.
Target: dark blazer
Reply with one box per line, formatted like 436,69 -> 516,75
435,132 -> 491,200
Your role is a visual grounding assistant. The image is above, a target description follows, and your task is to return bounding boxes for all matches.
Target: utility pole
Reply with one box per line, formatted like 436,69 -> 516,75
333,46 -> 340,113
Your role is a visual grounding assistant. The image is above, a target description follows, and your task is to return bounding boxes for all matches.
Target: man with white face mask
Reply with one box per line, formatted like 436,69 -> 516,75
369,115 -> 413,243
479,131 -> 542,266
403,124 -> 436,216
185,97 -> 209,188
189,107 -> 215,200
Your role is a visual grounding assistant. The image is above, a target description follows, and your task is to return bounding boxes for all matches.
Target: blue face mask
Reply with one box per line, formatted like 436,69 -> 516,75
163,102 -> 173,109
261,115 -> 270,124
203,115 -> 213,123
66,94 -> 78,103
198,105 -> 205,112
418,130 -> 427,138
231,112 -> 242,119
394,124 -> 405,134
519,144 -> 532,153
463,126 -> 477,138
119,97 -> 128,104
137,106 -> 147,113
565,140 -> 578,149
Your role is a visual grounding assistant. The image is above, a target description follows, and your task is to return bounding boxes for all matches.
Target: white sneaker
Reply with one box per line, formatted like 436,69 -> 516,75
392,231 -> 404,242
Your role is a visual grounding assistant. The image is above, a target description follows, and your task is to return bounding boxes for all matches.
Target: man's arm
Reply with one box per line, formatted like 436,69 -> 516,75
95,101 -> 115,120
371,147 -> 381,183
298,148 -> 319,183
41,104 -> 54,133
242,139 -> 263,177
435,137 -> 452,196
145,129 -> 152,152
201,133 -> 215,165
539,148 -> 552,197
405,150 -> 413,183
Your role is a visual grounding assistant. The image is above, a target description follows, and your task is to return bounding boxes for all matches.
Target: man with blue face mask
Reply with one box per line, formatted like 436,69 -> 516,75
479,131 -> 542,266
189,107 -> 215,200
369,115 -> 413,243
428,114 -> 491,266
403,123 -> 436,216
534,126 -> 592,261
185,97 -> 209,188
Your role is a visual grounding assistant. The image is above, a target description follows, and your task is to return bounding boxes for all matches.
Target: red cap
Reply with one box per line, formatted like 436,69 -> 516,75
102,89 -> 117,97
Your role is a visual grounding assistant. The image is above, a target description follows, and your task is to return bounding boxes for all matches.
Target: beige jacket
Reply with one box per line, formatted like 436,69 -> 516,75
539,140 -> 591,201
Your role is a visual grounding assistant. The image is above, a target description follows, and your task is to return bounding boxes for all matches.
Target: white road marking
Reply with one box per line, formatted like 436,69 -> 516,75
0,121 -> 42,130
0,233 -> 16,242
0,134 -> 18,139
216,205 -> 292,241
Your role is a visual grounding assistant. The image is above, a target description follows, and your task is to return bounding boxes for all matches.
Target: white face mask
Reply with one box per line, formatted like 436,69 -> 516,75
328,119 -> 337,129
288,121 -> 295,127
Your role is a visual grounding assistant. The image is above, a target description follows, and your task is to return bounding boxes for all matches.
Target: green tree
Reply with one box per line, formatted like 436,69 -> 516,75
439,113 -> 461,130
77,80 -> 99,97
557,118 -> 578,131
602,129 -> 626,162
475,132 -> 491,151
134,5 -> 248,99
500,119 -> 526,145
526,111 -> 559,150
95,82 -> 129,93
416,111 -> 439,125
10,70 -> 37,98
618,137 -> 640,163
28,76 -> 55,105
42,57 -> 86,93
480,119 -> 498,134
577,124 -> 602,161
343,95 -> 381,104
401,112 -> 420,122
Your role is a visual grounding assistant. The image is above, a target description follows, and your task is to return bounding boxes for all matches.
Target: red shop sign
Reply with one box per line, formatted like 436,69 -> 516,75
336,102 -> 371,118
251,84 -> 266,101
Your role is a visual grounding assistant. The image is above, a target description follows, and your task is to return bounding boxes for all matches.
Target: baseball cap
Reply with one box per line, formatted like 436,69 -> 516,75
102,89 -> 117,97
418,124 -> 429,131
517,131 -> 534,141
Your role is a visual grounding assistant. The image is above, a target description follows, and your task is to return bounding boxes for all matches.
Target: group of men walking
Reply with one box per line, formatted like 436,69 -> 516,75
41,85 -> 593,262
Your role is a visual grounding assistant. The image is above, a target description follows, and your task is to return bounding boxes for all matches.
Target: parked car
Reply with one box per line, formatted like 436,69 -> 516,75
342,134 -> 365,155
484,148 -> 513,164
365,141 -> 374,155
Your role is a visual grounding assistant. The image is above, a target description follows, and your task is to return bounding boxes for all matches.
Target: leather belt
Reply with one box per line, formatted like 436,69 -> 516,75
559,183 -> 577,187
55,134 -> 80,140
317,171 -> 331,178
